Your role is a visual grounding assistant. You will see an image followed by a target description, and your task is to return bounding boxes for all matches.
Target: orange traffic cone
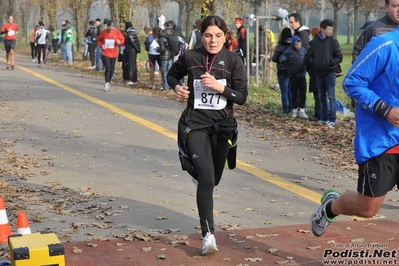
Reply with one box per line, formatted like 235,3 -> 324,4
0,196 -> 12,243
16,211 -> 31,235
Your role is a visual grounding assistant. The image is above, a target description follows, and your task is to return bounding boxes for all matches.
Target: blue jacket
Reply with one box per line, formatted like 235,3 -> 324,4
342,26 -> 399,164
279,36 -> 306,77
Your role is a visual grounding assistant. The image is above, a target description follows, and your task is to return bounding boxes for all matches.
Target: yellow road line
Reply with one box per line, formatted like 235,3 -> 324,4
14,63 -> 325,204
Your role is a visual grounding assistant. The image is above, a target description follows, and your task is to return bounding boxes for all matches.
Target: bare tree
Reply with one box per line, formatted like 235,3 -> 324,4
327,0 -> 348,38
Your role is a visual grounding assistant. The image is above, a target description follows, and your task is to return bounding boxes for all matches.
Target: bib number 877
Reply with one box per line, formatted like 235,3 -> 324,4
202,92 -> 222,105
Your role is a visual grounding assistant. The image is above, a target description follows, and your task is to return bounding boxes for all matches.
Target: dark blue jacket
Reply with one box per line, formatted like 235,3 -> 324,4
279,36 -> 306,77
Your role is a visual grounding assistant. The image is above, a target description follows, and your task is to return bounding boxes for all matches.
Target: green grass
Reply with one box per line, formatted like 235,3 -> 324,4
246,53 -> 354,116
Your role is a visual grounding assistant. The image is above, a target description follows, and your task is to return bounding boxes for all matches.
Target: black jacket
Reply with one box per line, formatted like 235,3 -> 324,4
168,47 -> 247,122
352,14 -> 398,63
125,27 -> 141,53
272,39 -> 291,75
306,34 -> 342,76
294,25 -> 310,50
158,29 -> 173,60
236,26 -> 247,57
168,48 -> 247,173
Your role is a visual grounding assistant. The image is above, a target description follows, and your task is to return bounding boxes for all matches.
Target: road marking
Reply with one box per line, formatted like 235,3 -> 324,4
13,63 -> 348,207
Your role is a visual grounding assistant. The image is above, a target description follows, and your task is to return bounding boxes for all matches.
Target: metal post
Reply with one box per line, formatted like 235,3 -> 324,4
246,27 -> 250,85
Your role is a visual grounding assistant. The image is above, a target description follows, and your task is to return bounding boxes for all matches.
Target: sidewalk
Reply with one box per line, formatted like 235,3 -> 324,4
63,219 -> 399,266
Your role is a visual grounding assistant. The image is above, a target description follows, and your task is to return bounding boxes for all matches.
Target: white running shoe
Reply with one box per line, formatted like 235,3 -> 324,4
292,108 -> 298,118
104,82 -> 110,92
298,108 -> 308,119
202,232 -> 218,255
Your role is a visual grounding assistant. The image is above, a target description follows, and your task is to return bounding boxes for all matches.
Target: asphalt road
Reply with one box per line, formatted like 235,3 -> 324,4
0,53 -> 398,244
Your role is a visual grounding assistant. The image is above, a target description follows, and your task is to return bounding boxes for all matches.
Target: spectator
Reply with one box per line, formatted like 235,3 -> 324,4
306,19 -> 343,127
46,25 -> 53,55
30,25 -> 38,62
225,30 -> 238,52
144,26 -> 162,89
49,25 -> 59,55
60,21 -> 67,61
85,20 -> 97,69
120,30 -> 128,82
235,17 -> 247,66
272,26 -> 292,115
310,24 -> 399,238
63,20 -> 75,65
35,21 -> 48,67
167,15 -> 247,255
124,21 -> 141,85
188,18 -> 203,49
95,18 -> 103,70
279,35 -> 308,119
352,0 -> 398,63
1,15 -> 18,70
157,22 -> 174,91
307,26 -> 321,121
288,13 -> 310,50
97,19 -> 125,92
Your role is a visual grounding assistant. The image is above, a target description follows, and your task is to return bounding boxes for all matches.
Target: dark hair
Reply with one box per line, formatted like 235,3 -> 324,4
288,13 -> 302,24
164,20 -> 174,29
200,15 -> 228,36
194,19 -> 202,29
152,26 -> 161,39
320,19 -> 333,29
385,0 -> 389,5
89,20 -> 94,26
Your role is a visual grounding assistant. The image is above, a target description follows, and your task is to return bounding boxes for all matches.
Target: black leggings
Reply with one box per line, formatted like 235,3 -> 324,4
30,42 -> 37,59
37,44 -> 46,64
102,56 -> 116,83
186,129 -> 230,237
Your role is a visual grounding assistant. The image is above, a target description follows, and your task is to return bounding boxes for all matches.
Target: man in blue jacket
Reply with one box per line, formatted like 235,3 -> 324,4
310,26 -> 399,237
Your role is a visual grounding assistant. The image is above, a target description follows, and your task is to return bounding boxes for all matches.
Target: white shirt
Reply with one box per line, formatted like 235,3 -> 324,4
35,28 -> 47,45
148,39 -> 160,55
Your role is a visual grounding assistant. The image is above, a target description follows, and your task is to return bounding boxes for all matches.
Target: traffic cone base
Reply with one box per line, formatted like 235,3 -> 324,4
0,197 -> 12,243
16,211 -> 31,235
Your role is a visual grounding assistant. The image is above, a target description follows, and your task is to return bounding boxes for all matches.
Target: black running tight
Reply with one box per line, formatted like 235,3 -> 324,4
186,129 -> 230,237
101,56 -> 116,83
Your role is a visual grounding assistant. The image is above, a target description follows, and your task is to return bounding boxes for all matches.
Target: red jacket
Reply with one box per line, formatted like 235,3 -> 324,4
97,29 -> 125,59
1,22 -> 18,41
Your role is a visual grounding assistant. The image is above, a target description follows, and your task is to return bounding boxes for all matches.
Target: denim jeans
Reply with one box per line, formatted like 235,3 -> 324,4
96,45 -> 102,70
61,43 -> 67,61
66,42 -> 73,64
312,90 -> 321,119
317,72 -> 336,122
277,73 -> 292,114
161,59 -> 173,90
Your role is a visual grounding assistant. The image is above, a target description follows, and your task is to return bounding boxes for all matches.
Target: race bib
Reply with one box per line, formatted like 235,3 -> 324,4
193,79 -> 227,110
7,30 -> 15,36
105,39 -> 115,49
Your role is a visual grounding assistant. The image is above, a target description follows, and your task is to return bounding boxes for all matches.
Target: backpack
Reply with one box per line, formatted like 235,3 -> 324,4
144,34 -> 154,52
168,34 -> 184,56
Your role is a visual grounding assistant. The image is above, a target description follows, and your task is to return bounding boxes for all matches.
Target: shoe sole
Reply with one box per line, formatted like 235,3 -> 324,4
202,245 -> 218,255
